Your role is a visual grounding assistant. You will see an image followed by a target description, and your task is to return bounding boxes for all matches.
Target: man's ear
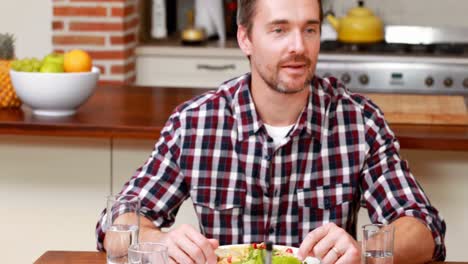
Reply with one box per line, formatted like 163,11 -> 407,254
237,25 -> 252,57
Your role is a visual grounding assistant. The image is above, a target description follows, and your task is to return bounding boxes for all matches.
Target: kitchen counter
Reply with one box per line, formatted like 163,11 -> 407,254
2,86 -> 468,262
0,85 -> 467,151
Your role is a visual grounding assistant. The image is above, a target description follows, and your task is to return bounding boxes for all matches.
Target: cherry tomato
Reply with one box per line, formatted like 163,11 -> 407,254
286,248 -> 293,254
252,242 -> 266,249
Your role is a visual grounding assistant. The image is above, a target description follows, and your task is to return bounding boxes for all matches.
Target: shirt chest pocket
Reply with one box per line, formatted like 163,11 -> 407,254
190,186 -> 246,244
297,184 -> 355,233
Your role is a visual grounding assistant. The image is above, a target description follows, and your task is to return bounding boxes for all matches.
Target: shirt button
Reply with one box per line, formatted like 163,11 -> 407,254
274,189 -> 279,197
324,198 -> 331,207
264,155 -> 272,161
269,227 -> 275,234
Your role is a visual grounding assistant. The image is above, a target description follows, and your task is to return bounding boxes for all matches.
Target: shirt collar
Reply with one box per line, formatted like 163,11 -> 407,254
232,73 -> 324,142
232,74 -> 262,141
291,76 -> 324,142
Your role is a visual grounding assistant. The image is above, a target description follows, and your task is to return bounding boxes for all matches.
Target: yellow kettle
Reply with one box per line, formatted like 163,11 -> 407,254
326,1 -> 384,43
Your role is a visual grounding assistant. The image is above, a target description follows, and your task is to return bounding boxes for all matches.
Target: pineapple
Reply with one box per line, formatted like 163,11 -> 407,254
0,33 -> 21,108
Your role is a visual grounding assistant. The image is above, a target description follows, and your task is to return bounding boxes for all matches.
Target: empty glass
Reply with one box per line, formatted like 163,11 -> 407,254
104,194 -> 140,264
128,243 -> 169,264
362,224 -> 394,264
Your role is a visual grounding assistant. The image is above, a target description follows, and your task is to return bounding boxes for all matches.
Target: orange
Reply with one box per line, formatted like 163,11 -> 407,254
63,49 -> 93,73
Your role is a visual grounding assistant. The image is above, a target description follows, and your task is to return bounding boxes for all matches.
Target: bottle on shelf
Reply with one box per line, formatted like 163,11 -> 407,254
224,0 -> 238,39
166,0 -> 177,36
194,0 -> 226,44
152,0 -> 167,39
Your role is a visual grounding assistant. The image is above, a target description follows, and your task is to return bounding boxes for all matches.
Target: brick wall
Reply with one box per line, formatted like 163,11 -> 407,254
52,0 -> 139,86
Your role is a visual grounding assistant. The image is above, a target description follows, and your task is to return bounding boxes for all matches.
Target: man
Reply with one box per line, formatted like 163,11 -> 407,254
96,0 -> 446,263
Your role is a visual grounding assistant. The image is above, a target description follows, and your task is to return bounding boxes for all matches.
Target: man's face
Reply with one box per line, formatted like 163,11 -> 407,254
239,0 -> 321,94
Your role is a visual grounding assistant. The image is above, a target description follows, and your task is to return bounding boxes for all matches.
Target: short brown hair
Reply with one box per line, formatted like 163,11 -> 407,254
237,0 -> 323,36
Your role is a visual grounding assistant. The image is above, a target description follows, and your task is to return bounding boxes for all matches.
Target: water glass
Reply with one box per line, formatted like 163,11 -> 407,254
128,243 -> 169,264
104,194 -> 140,264
362,224 -> 394,264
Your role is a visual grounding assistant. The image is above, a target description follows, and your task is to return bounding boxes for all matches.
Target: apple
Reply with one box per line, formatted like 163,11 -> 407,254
40,63 -> 64,73
42,53 -> 64,66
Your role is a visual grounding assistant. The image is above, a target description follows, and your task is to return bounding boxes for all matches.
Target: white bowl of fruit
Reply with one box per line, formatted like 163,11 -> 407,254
10,50 -> 100,116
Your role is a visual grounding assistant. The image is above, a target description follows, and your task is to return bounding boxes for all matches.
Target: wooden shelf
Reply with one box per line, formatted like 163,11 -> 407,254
141,33 -> 239,48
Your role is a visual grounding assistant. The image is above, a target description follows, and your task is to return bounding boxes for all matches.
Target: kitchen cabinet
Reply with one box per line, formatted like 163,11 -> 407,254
136,45 -> 249,88
0,135 -> 199,264
0,135 -> 109,264
2,135 -> 468,262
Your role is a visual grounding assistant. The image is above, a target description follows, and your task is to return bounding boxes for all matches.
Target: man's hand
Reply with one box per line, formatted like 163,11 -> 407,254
298,223 -> 360,264
105,214 -> 219,264
150,224 -> 219,264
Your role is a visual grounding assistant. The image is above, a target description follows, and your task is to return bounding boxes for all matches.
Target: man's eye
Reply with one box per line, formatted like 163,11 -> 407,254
273,28 -> 283,33
305,28 -> 317,33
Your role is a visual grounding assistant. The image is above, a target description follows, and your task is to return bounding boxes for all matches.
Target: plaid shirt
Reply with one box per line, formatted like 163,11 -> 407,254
96,73 -> 446,260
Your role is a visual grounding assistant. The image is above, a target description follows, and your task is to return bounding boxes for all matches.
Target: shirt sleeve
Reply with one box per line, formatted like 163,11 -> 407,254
95,112 -> 189,251
360,99 -> 446,261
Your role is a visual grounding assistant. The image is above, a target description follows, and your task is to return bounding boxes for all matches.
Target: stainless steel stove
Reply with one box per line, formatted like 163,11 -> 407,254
316,26 -> 468,95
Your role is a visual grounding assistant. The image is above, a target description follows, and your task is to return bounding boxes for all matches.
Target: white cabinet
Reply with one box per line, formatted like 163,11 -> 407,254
0,136 -> 200,264
0,135 -> 110,263
3,135 -> 468,261
136,46 -> 250,88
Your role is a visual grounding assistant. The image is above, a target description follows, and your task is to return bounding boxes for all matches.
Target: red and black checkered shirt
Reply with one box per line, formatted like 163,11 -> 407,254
96,73 -> 446,260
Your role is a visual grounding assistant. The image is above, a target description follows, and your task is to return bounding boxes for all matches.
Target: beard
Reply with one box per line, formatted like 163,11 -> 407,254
257,54 -> 315,94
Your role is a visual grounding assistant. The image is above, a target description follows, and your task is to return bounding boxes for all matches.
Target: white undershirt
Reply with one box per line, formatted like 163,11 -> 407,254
264,123 -> 295,148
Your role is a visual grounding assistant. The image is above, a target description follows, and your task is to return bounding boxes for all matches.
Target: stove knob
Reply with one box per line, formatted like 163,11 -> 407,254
425,76 -> 434,87
341,73 -> 351,84
463,78 -> 468,88
443,78 -> 453,88
359,74 -> 369,85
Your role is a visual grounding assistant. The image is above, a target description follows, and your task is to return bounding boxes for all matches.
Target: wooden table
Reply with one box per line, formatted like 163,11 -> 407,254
34,251 -> 466,264
0,85 -> 467,151
34,251 -> 105,264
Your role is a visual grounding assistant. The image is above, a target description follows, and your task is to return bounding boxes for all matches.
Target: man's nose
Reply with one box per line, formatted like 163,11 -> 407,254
288,30 -> 305,54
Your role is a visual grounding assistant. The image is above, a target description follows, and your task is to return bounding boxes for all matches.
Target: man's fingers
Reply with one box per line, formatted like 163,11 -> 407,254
170,225 -> 218,264
298,224 -> 332,259
207,239 -> 220,264
167,236 -> 196,264
168,256 -> 178,264
335,250 -> 355,264
310,225 -> 348,259
175,233 -> 209,264
147,225 -> 218,264
183,227 -> 218,264
319,247 -> 340,264
309,232 -> 340,260
208,238 -> 219,249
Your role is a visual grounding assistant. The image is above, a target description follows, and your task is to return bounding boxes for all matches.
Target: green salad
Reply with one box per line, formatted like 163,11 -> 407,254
217,243 -> 302,264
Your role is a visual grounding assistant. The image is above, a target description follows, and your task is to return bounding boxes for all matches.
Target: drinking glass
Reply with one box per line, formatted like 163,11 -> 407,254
104,194 -> 140,264
128,243 -> 169,264
362,224 -> 394,264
